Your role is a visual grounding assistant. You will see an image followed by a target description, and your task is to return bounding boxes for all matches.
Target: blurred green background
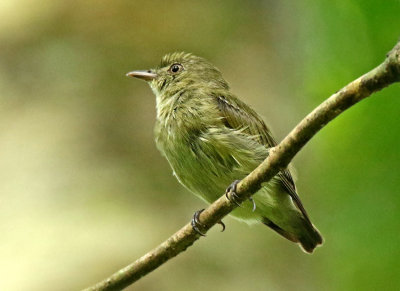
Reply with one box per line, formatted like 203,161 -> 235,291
1,1 -> 399,290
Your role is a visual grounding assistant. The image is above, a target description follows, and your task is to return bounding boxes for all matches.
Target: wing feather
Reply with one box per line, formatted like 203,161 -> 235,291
215,94 -> 311,222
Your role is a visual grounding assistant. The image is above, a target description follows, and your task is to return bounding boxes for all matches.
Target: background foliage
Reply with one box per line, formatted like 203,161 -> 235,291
1,1 -> 399,290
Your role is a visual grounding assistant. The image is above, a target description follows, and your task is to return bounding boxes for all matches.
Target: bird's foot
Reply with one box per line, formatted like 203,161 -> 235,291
225,180 -> 242,206
191,209 -> 226,235
191,209 -> 206,236
225,179 -> 256,212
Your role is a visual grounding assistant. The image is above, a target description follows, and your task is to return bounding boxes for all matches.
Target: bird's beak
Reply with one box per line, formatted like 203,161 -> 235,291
126,70 -> 157,81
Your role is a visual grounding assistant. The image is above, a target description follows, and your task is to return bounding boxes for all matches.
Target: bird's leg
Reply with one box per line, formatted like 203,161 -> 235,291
191,209 -> 206,236
225,179 -> 256,212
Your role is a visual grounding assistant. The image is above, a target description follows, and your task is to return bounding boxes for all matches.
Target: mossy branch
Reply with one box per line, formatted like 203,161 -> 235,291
83,40 -> 400,291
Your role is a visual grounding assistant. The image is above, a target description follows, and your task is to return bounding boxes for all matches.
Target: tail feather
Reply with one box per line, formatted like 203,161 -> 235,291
262,217 -> 323,253
262,217 -> 298,243
298,223 -> 323,253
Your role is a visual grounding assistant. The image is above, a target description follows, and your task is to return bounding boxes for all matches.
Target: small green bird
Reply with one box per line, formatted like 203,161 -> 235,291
127,52 -> 322,253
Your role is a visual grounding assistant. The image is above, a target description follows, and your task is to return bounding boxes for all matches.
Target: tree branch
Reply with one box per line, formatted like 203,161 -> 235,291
83,40 -> 400,291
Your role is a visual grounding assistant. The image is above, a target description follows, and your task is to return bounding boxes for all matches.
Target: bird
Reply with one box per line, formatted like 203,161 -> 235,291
127,52 -> 323,253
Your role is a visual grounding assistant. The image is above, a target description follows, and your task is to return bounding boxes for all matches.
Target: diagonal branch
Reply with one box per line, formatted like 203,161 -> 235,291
83,40 -> 400,291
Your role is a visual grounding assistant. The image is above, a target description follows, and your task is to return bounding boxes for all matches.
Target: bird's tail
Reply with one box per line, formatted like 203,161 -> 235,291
262,217 -> 323,253
297,221 -> 323,253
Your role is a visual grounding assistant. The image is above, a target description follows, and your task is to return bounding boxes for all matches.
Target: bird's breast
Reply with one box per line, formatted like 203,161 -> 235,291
155,120 -> 256,202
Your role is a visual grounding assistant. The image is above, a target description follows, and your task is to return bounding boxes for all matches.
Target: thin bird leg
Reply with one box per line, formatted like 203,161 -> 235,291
225,179 -> 256,211
191,209 -> 206,236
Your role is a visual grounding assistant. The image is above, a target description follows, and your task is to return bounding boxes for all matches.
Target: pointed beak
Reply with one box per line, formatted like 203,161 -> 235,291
126,70 -> 157,81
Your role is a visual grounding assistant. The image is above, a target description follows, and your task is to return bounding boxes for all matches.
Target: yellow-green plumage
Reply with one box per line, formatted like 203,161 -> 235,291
128,52 -> 323,253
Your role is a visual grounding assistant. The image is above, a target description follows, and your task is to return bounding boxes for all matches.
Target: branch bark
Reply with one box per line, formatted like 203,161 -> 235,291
83,40 -> 400,291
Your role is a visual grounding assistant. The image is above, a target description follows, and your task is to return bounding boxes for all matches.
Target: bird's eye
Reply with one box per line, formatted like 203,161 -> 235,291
169,63 -> 183,74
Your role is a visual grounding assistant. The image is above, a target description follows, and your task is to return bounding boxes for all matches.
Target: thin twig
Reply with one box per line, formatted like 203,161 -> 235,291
83,40 -> 400,291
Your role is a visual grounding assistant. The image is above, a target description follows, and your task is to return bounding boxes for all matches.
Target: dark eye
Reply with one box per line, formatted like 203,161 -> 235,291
169,63 -> 183,74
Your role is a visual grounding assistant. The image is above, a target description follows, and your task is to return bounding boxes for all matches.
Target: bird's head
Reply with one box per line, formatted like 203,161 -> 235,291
127,52 -> 229,97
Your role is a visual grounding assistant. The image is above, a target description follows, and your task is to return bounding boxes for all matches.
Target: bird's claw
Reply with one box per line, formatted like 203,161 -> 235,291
249,197 -> 256,212
217,220 -> 226,232
225,179 -> 256,211
225,180 -> 242,206
191,209 -> 226,234
191,209 -> 206,236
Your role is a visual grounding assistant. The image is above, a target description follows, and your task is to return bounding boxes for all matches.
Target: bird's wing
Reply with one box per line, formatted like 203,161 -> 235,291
215,94 -> 311,222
